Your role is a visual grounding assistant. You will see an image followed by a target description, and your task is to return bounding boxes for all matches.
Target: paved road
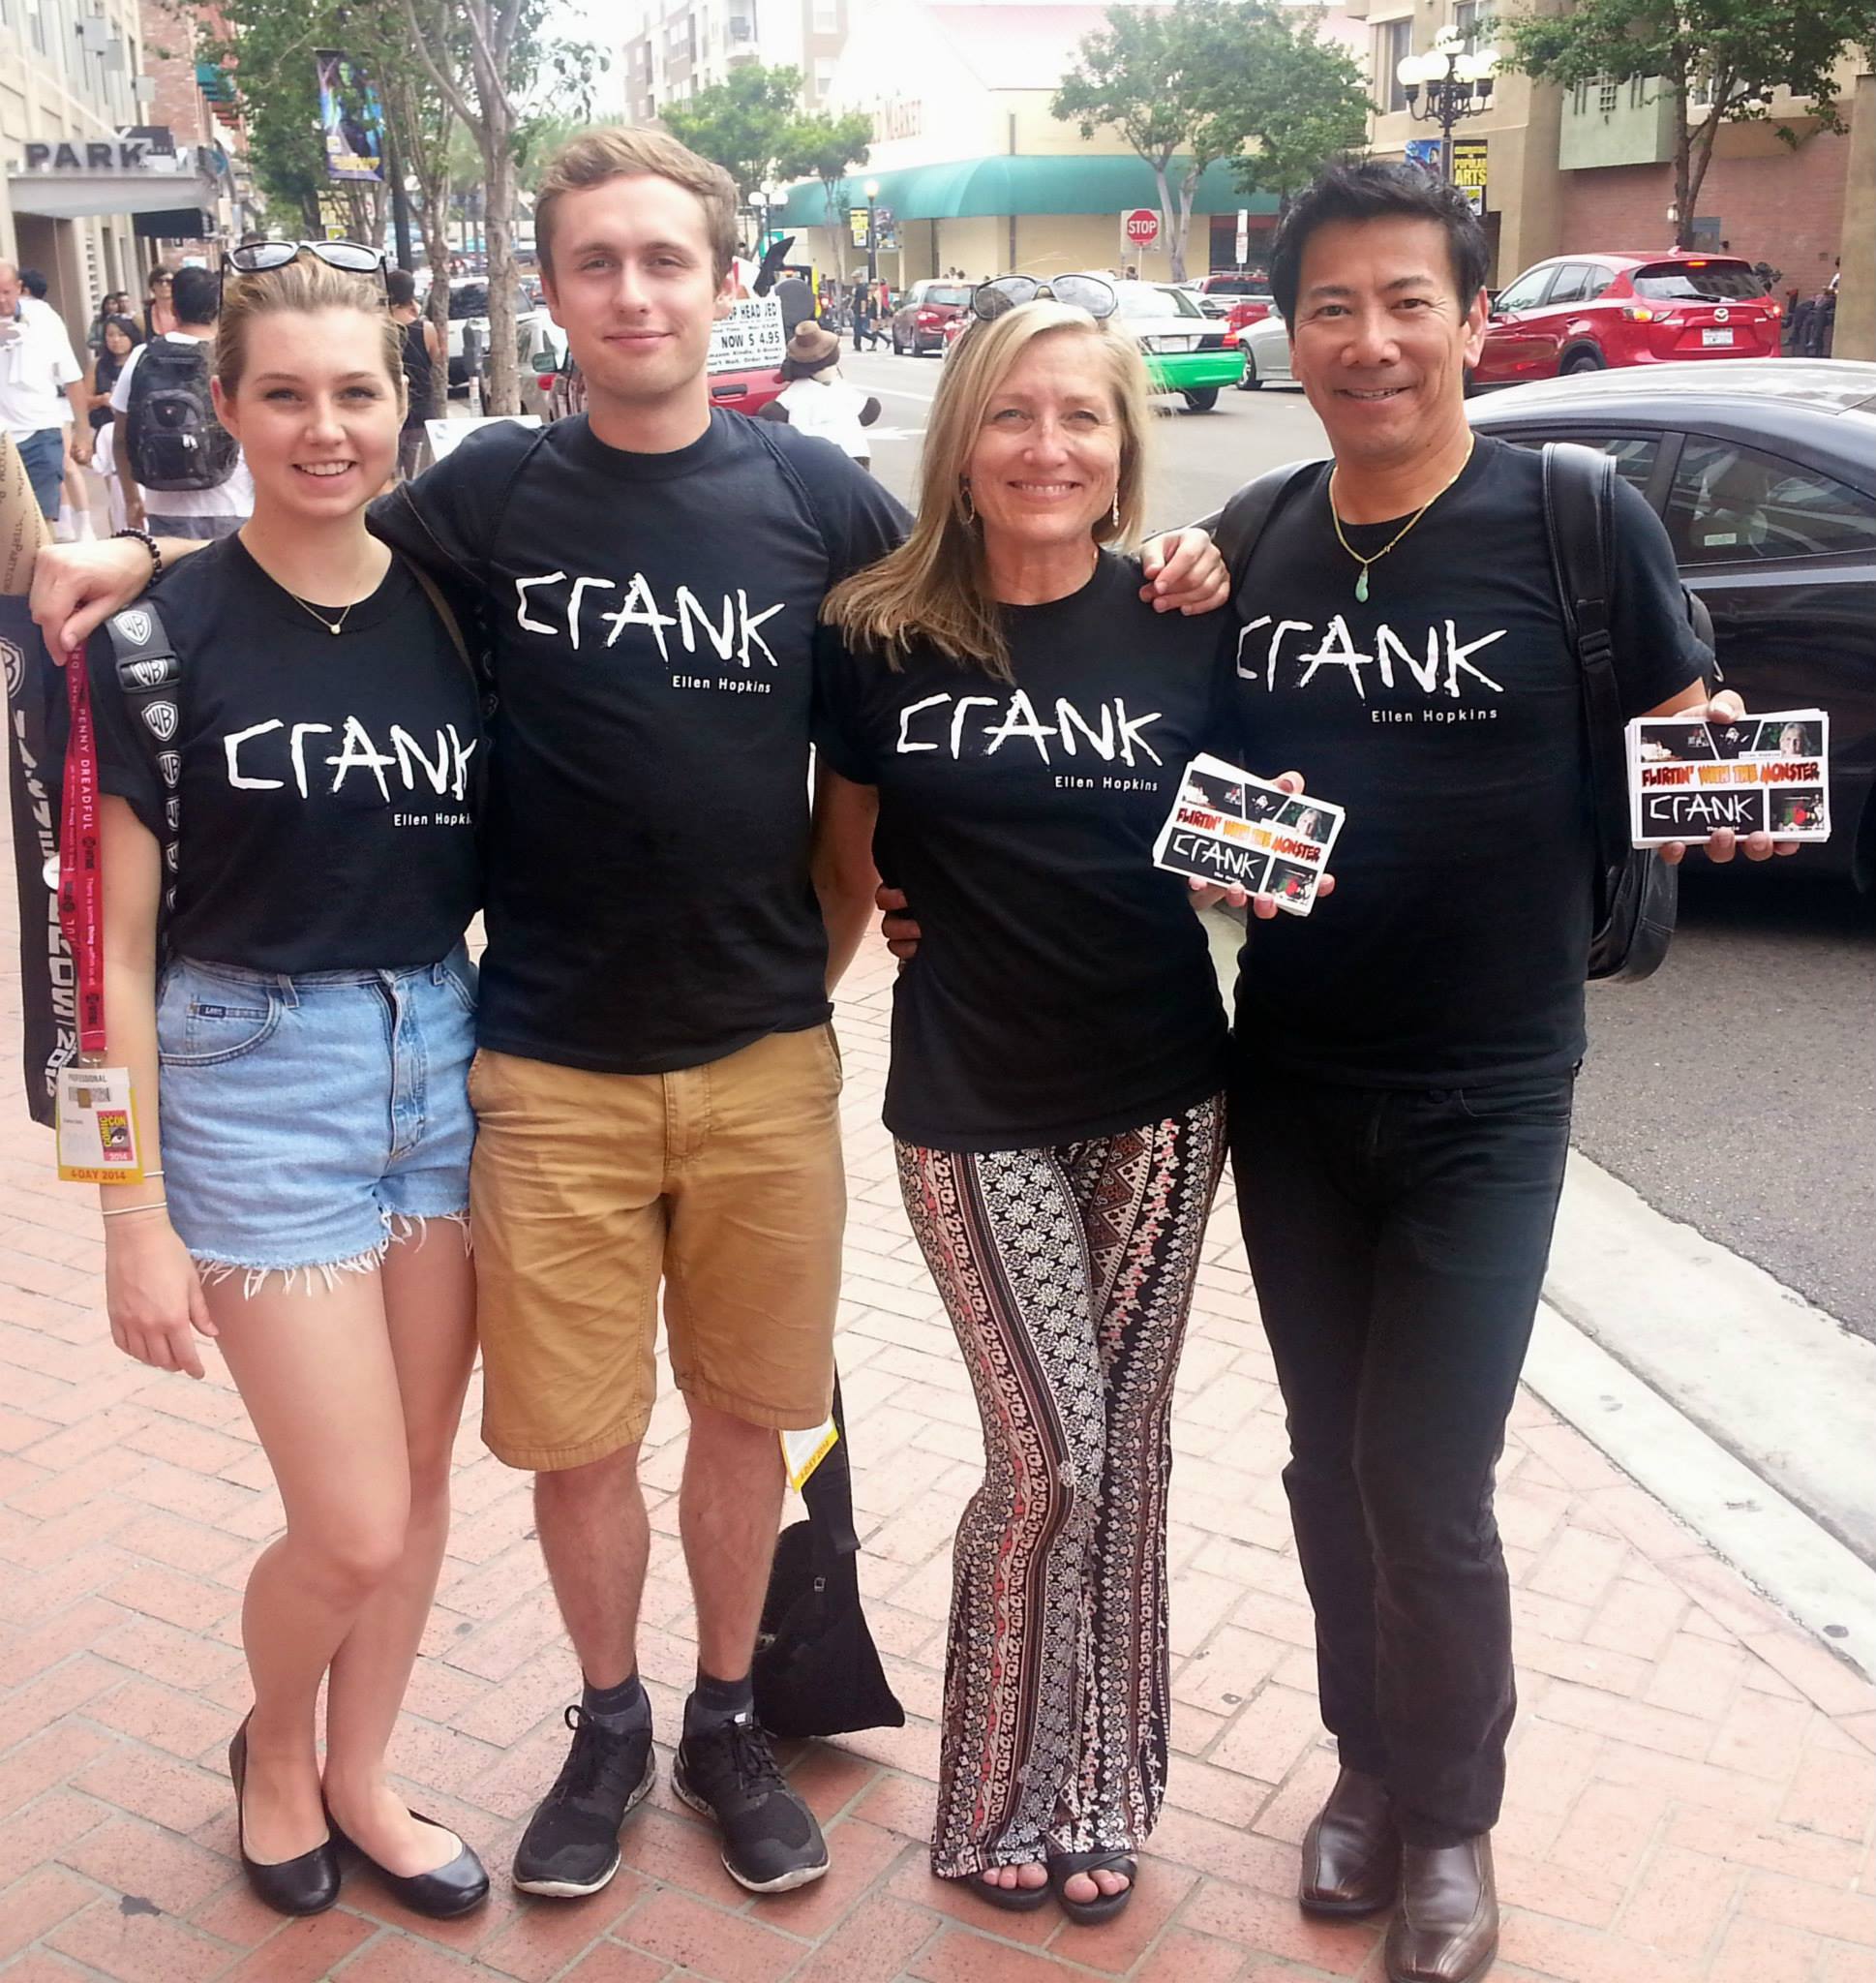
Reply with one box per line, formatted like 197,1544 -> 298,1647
841,344 -> 1876,1341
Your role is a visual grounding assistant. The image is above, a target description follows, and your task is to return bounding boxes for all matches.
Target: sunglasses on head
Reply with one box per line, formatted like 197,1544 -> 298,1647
971,274 -> 1118,322
220,239 -> 388,308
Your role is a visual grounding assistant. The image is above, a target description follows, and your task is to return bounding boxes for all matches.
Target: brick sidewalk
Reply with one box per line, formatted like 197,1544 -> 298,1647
1,922 -> 1873,1983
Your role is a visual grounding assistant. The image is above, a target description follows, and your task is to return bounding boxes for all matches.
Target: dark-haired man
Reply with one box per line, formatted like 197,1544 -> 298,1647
1215,163 -> 1792,1983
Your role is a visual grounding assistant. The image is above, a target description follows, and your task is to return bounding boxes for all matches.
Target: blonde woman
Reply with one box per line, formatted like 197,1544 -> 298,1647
814,286 -> 1256,1925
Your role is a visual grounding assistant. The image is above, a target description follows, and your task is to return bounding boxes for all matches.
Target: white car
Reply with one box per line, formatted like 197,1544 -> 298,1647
1074,278 -> 1245,410
1235,311 -> 1296,389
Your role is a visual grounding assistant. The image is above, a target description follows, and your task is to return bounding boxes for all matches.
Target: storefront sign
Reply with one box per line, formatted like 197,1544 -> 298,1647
849,206 -> 869,248
709,296 -> 786,376
1452,137 -> 1488,216
21,141 -> 148,171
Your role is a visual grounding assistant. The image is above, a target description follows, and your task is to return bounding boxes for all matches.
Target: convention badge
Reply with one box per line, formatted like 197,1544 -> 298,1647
1627,708 -> 1831,846
1152,751 -> 1345,917
780,1419 -> 838,1493
55,1064 -> 145,1183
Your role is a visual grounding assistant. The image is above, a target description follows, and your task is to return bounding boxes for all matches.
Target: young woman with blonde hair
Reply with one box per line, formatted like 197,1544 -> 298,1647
83,243 -> 487,1919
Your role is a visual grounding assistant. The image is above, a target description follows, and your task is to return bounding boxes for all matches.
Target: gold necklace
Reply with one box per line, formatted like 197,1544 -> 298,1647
284,592 -> 356,637
1329,438 -> 1476,602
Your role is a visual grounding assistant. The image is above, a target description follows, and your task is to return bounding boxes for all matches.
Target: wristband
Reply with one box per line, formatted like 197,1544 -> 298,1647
111,527 -> 162,583
101,1199 -> 167,1218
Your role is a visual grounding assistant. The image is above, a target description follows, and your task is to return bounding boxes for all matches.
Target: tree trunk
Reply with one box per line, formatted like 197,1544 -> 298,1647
482,135 -> 520,414
1671,84 -> 1694,249
1682,106 -> 1723,235
1150,158 -> 1175,277
1172,164 -> 1202,283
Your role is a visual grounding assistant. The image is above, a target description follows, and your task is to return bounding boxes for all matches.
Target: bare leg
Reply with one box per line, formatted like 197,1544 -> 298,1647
534,1444 -> 651,1690
322,1224 -> 477,1875
209,1267 -> 410,1865
680,1400 -> 784,1680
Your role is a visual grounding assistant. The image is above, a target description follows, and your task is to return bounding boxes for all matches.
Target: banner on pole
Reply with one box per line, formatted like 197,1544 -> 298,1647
317,51 -> 385,183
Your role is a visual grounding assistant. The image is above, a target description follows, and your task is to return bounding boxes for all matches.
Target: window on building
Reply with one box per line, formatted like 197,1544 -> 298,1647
1597,74 -> 1619,115
813,55 -> 837,97
812,0 -> 839,31
1452,1 -> 1479,52
1377,18 -> 1413,114
27,0 -> 45,55
1666,439 -> 1876,565
1689,60 -> 1715,108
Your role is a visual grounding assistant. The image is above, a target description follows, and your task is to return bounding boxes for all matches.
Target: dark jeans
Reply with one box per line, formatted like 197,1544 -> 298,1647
15,427 -> 64,520
1229,1062 -> 1574,1846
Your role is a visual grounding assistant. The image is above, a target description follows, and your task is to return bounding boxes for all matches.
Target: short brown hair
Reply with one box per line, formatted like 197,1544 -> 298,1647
535,126 -> 739,287
215,256 -> 405,417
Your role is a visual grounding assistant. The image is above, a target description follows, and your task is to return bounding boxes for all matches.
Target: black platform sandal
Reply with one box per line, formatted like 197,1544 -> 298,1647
1047,1848 -> 1137,1925
957,1866 -> 1052,1913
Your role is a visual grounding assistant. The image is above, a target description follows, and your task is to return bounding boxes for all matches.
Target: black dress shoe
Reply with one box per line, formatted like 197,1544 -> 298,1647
1300,1766 -> 1400,1917
326,1803 -> 490,1919
227,1717 -> 340,1917
1385,1833 -> 1498,1983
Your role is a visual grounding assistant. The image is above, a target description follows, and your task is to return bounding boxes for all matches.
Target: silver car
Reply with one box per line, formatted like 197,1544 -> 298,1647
1236,311 -> 1295,390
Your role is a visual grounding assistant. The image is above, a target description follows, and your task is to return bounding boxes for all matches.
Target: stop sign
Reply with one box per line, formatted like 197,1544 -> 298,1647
1123,207 -> 1161,250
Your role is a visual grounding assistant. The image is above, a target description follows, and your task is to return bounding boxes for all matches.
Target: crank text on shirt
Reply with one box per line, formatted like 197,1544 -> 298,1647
893,690 -> 1164,767
512,570 -> 785,669
222,718 -> 477,801
1237,613 -> 1506,701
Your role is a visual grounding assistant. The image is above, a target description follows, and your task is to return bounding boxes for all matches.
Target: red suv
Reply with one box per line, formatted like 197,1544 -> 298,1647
1186,272 -> 1276,339
890,281 -> 974,355
1472,253 -> 1781,387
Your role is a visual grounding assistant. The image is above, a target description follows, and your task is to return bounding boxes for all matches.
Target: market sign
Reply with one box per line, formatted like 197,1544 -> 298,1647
1452,137 -> 1488,216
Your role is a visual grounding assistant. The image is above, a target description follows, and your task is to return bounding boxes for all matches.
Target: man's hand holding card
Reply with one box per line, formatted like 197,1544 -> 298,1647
1153,756 -> 1343,918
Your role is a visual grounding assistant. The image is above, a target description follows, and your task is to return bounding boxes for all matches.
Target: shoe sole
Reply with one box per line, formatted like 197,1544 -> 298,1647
671,1764 -> 830,1894
1384,1947 -> 1496,1983
512,1751 -> 656,1899
1300,1889 -> 1399,1919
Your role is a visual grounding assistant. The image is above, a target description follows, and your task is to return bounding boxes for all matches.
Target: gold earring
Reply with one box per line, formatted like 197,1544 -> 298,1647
960,482 -> 977,525
1110,490 -> 1121,529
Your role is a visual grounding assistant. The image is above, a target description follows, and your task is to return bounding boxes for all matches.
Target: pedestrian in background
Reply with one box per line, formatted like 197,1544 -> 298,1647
85,312 -> 140,531
387,267 -> 442,480
78,245 -> 487,1924
850,283 -> 880,351
0,258 -> 90,519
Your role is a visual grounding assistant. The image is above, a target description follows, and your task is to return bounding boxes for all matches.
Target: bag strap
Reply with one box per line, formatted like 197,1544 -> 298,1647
1210,458 -> 1322,580
401,555 -> 480,690
1540,442 -> 1629,892
799,1375 -> 861,1565
101,603 -> 184,919
746,418 -> 849,581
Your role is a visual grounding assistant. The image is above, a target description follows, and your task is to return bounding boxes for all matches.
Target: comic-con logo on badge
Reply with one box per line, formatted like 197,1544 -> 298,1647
111,608 -> 154,648
157,749 -> 181,787
140,700 -> 178,742
0,637 -> 23,700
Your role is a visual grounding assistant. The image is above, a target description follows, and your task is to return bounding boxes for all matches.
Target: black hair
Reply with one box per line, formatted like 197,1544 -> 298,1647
1271,161 -> 1490,326
172,264 -> 220,324
385,267 -> 417,308
94,315 -> 143,392
19,268 -> 46,298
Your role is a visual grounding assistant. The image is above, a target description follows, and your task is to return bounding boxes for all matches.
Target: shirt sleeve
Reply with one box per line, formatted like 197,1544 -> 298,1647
1607,474 -> 1713,719
108,344 -> 139,414
84,628 -> 164,843
810,624 -> 878,785
367,419 -> 534,581
773,432 -> 911,585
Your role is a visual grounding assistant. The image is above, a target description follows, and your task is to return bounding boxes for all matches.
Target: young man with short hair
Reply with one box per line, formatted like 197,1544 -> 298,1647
0,259 -> 90,517
1214,164 -> 1792,1983
30,127 -> 1230,1907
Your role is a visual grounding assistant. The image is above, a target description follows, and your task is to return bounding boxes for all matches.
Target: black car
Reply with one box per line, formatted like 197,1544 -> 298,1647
1467,360 -> 1876,889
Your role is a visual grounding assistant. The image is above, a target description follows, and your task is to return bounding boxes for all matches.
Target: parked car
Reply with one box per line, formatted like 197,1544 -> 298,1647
527,314 -> 787,425
1472,253 -> 1781,389
446,279 -> 552,391
1467,360 -> 1876,888
891,280 -> 974,355
1103,279 -> 1244,410
1231,311 -> 1295,389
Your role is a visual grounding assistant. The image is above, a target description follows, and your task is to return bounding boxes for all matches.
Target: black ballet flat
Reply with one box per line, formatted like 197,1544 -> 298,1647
227,1716 -> 341,1916
325,1802 -> 490,1919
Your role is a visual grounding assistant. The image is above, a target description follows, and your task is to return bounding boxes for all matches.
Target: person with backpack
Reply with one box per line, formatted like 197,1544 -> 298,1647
112,264 -> 252,539
27,123 -> 1227,1910
80,243 -> 487,1921
1203,165 -> 1792,1983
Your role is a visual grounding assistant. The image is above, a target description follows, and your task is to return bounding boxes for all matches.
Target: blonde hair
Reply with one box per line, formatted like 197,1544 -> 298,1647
823,303 -> 1153,679
535,127 -> 739,287
215,257 -> 405,416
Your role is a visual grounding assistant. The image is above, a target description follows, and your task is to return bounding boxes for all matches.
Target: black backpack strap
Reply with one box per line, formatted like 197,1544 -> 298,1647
401,554 -> 484,697
798,1376 -> 861,1566
1211,458 -> 1323,581
1540,443 -> 1628,887
101,603 -> 183,917
746,419 -> 851,581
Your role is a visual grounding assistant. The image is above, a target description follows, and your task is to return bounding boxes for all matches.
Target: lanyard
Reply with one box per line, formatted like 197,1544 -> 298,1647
57,647 -> 106,1059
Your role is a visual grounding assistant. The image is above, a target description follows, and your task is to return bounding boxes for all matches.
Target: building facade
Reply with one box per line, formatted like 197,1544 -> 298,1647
621,0 -> 851,121
771,0 -> 1295,290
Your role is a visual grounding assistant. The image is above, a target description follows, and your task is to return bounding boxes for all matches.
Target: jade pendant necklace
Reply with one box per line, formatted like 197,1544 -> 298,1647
1329,438 -> 1476,603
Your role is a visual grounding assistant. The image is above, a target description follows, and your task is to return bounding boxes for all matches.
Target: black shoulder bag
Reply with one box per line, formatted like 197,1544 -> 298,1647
751,1379 -> 905,1740
1539,443 -> 1679,984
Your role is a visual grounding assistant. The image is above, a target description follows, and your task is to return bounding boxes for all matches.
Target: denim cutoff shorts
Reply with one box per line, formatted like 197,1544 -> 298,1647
156,944 -> 477,1283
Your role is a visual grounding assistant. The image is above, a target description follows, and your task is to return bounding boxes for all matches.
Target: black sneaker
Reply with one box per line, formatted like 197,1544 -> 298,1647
511,1704 -> 655,1898
673,1709 -> 829,1894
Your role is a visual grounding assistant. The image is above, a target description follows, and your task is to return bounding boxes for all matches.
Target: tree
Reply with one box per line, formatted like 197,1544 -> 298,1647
1224,15 -> 1371,210
778,108 -> 873,237
662,62 -> 806,205
1500,0 -> 1876,250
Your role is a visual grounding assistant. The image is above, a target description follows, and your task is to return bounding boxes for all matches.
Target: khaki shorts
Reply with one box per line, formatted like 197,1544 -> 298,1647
468,1025 -> 844,1471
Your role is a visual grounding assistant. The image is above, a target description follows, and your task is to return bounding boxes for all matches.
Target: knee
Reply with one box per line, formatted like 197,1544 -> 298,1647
291,1517 -> 408,1603
535,1443 -> 640,1514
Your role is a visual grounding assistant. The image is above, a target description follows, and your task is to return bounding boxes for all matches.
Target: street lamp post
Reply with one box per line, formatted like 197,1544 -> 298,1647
1398,28 -> 1498,184
864,178 -> 879,287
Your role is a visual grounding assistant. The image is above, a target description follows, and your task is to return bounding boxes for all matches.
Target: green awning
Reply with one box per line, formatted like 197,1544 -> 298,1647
777,154 -> 1281,229
195,59 -> 235,105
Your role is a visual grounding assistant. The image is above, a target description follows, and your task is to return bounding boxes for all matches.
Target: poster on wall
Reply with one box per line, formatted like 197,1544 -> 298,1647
316,51 -> 385,183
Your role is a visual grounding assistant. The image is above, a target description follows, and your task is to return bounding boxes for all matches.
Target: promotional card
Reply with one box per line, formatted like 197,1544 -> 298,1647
1627,709 -> 1831,846
1152,752 -> 1345,916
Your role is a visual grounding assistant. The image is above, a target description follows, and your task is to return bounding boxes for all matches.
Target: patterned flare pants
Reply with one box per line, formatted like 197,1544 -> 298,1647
895,1094 -> 1226,1877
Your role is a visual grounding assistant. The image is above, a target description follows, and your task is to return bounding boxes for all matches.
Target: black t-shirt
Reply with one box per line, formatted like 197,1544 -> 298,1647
1226,435 -> 1708,1086
814,552 -> 1232,1151
88,534 -> 481,974
368,410 -> 909,1074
